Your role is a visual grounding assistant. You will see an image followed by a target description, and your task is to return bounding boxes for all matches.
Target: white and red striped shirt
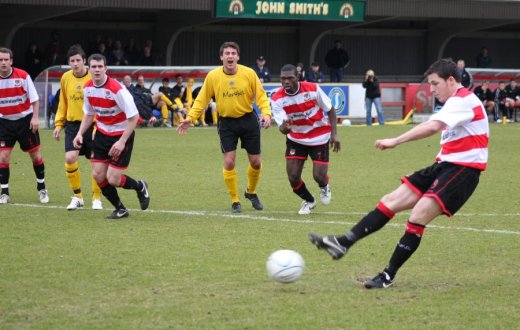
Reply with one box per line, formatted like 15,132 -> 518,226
430,86 -> 489,170
83,76 -> 138,136
0,68 -> 39,120
271,82 -> 332,146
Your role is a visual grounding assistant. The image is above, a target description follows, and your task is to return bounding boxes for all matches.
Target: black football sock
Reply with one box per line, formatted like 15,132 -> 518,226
120,174 -> 140,191
0,163 -> 9,195
336,202 -> 395,248
384,221 -> 425,279
33,158 -> 46,190
99,180 -> 125,210
291,179 -> 314,202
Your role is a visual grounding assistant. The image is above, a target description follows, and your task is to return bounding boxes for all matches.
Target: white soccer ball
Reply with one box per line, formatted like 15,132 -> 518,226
341,119 -> 351,127
266,249 -> 305,283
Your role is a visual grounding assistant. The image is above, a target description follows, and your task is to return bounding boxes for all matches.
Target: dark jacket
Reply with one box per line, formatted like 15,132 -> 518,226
362,76 -> 381,99
252,65 -> 271,83
325,48 -> 350,69
306,69 -> 324,83
473,86 -> 494,102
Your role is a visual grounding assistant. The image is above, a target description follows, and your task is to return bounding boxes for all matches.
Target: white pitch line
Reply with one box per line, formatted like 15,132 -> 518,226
7,203 -> 520,236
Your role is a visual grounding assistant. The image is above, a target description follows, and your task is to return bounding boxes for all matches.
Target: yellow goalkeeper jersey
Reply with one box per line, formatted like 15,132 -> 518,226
54,69 -> 91,128
187,64 -> 271,122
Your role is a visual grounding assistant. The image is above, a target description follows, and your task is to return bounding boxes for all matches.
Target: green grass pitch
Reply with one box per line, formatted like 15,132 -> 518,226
1,123 -> 519,329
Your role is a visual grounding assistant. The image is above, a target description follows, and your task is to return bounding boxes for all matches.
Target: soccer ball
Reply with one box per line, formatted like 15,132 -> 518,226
341,119 -> 351,127
266,249 -> 305,283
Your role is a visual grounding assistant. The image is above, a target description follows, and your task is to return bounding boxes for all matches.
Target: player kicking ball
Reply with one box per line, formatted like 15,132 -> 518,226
309,58 -> 489,288
271,64 -> 340,215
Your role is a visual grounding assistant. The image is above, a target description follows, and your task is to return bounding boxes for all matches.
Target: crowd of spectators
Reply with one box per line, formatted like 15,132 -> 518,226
22,32 -> 165,79
473,78 -> 519,123
29,33 -> 518,127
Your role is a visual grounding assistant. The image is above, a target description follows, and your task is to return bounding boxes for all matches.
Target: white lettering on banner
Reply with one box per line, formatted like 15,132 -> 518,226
255,1 -> 329,16
255,1 -> 285,15
289,2 -> 329,16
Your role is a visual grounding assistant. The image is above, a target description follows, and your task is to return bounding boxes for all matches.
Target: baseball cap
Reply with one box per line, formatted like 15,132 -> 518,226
257,56 -> 265,61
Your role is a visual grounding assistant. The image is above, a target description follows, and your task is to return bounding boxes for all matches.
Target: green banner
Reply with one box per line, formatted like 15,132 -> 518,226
214,0 -> 365,22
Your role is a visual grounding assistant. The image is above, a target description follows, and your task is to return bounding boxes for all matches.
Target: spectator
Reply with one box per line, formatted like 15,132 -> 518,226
48,88 -> 60,128
494,81 -> 508,123
504,78 -> 519,122
362,69 -> 385,126
167,74 -> 190,125
473,81 -> 495,119
134,75 -> 175,127
325,40 -> 350,82
23,41 -> 44,80
105,36 -> 114,52
88,34 -> 103,56
158,77 -> 174,100
124,36 -> 140,65
45,30 -> 61,66
96,42 -> 109,59
306,62 -> 325,83
476,47 -> 492,68
159,77 -> 183,126
457,59 -> 473,89
252,55 -> 271,83
296,62 -> 306,81
138,45 -> 155,66
123,75 -> 156,126
107,40 -> 129,66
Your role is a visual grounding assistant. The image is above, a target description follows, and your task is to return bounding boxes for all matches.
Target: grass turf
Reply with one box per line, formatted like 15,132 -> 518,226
1,123 -> 519,329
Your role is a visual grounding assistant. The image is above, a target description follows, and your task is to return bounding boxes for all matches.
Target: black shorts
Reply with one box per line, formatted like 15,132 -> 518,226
0,114 -> 40,152
285,138 -> 329,164
92,131 -> 135,169
217,112 -> 261,154
402,162 -> 481,217
64,121 -> 95,159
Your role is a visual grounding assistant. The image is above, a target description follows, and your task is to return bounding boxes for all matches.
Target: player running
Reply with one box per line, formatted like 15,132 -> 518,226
271,64 -> 340,215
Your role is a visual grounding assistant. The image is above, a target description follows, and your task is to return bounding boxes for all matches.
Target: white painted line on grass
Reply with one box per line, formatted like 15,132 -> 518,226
7,203 -> 520,236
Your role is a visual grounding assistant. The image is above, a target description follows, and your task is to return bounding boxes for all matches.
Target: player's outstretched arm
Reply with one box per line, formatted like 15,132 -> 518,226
375,120 -> 445,150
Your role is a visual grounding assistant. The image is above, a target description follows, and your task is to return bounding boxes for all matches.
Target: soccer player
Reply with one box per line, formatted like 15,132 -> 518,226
0,47 -> 49,204
271,64 -> 340,215
73,53 -> 150,219
177,41 -> 271,213
53,45 -> 103,210
309,58 -> 489,289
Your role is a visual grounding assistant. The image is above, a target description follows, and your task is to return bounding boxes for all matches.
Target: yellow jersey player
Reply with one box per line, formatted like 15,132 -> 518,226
177,41 -> 271,213
53,45 -> 103,210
